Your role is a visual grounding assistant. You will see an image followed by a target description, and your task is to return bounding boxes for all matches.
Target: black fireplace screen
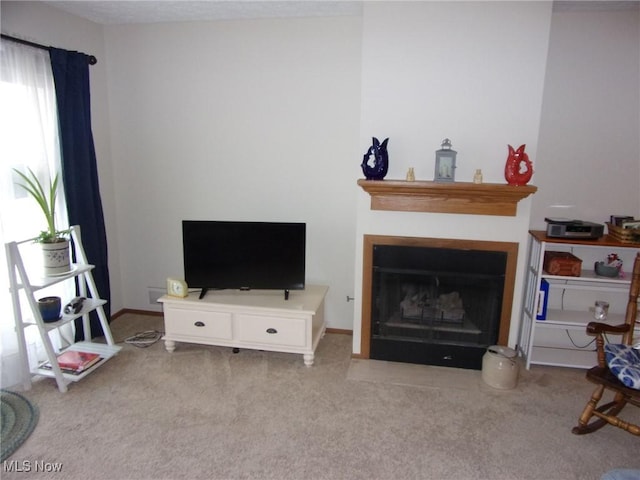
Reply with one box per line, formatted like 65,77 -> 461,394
370,245 -> 507,370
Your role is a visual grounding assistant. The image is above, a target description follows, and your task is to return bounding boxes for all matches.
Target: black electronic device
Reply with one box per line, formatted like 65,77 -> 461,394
64,296 -> 86,315
182,220 -> 306,300
544,218 -> 604,239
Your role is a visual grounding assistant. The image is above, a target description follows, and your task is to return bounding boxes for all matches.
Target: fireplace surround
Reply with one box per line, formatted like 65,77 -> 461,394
354,179 -> 536,367
362,235 -> 518,370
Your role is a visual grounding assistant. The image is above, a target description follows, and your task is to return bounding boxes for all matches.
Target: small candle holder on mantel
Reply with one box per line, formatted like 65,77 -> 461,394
406,167 -> 415,181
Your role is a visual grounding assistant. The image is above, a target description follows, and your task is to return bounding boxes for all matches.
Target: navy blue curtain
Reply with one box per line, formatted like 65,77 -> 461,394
49,48 -> 110,341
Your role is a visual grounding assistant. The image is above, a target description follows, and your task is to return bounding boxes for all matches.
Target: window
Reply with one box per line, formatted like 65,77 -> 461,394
0,40 -> 72,388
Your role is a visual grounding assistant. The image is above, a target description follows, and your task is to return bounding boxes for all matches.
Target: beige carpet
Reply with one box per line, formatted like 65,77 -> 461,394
347,357 -> 579,393
3,313 -> 639,480
348,358 -> 488,391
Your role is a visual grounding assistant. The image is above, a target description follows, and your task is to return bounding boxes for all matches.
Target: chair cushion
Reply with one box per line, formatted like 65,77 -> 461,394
605,344 -> 640,390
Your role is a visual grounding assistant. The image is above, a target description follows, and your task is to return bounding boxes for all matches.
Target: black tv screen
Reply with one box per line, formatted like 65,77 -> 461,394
182,220 -> 306,297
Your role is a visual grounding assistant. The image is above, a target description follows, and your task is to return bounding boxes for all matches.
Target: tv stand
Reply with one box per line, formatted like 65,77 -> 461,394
199,288 -> 208,299
159,285 -> 328,366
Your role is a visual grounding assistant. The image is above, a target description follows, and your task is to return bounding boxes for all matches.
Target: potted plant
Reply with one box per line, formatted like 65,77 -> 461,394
13,167 -> 71,275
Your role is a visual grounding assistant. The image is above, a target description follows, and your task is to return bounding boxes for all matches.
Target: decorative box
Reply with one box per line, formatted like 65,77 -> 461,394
543,251 -> 582,276
606,222 -> 640,245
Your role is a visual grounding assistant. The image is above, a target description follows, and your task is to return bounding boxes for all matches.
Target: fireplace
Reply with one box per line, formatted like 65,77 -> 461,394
354,179 -> 535,368
361,235 -> 518,370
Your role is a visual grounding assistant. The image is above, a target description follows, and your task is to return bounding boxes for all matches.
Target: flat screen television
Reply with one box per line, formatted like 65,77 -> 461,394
182,220 -> 306,299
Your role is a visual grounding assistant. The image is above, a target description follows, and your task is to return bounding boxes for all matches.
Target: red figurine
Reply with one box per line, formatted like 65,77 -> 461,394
504,144 -> 533,186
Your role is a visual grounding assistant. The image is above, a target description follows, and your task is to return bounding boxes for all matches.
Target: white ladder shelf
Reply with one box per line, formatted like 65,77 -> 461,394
5,225 -> 121,392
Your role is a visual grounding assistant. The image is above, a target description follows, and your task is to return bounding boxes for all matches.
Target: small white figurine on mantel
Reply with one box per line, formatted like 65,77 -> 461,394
473,169 -> 483,184
406,167 -> 415,182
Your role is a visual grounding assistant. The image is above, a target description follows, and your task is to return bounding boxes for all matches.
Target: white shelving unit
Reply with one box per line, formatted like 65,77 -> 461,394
5,225 -> 121,392
519,230 -> 640,369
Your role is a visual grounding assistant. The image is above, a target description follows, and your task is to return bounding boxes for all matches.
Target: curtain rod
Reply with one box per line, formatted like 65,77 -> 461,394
1,33 -> 97,65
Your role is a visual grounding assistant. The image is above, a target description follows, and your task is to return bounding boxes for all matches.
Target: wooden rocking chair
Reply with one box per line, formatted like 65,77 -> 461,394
572,252 -> 640,436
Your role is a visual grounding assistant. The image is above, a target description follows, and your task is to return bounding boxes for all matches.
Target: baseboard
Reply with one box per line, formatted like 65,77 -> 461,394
326,327 -> 352,335
111,308 -> 163,320
112,308 -> 354,335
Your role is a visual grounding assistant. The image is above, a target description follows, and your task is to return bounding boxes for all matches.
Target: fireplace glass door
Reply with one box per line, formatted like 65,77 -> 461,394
370,245 -> 507,370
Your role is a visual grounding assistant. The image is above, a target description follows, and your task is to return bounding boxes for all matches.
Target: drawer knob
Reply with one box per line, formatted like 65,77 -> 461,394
266,327 -> 278,334
194,321 -> 205,327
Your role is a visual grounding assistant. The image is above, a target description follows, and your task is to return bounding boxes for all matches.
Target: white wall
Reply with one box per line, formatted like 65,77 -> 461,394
1,1 -> 123,311
359,1 -> 553,183
533,2 -> 640,228
3,1 -> 638,340
353,1 -> 553,352
103,16 -> 362,329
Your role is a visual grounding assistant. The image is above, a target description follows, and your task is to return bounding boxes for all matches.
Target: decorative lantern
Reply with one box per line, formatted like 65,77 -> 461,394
434,138 -> 456,182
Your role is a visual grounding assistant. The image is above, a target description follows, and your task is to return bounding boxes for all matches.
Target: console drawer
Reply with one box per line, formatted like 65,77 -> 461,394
236,314 -> 307,347
164,308 -> 233,340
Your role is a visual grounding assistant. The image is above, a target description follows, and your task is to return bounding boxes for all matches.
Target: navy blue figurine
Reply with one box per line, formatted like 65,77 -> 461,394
361,137 -> 389,180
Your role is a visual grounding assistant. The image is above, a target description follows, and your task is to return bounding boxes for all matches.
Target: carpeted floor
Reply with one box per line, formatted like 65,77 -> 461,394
1,389 -> 39,461
3,313 -> 639,480
347,358 -> 488,391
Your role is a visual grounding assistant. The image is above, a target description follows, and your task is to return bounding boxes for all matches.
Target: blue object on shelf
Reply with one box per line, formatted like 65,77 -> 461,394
536,279 -> 549,320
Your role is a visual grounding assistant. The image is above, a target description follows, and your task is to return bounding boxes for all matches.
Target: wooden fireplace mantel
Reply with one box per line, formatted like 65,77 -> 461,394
357,179 -> 537,216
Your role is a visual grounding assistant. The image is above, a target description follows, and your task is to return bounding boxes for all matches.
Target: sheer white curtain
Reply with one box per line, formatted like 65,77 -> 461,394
0,41 -> 72,388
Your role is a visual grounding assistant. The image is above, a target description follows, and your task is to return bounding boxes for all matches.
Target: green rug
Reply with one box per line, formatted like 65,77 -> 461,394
1,389 -> 39,461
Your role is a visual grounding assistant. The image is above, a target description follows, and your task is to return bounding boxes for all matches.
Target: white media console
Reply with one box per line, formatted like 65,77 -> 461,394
158,285 -> 328,366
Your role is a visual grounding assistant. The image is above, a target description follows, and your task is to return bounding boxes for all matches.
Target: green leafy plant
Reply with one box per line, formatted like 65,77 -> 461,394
13,167 -> 69,243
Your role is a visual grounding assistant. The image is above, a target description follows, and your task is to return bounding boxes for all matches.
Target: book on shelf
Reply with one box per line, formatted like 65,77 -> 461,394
41,350 -> 102,374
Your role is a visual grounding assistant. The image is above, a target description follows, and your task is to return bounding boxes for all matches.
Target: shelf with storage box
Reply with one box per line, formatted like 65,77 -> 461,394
159,285 -> 328,366
6,225 -> 121,393
519,230 -> 640,369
